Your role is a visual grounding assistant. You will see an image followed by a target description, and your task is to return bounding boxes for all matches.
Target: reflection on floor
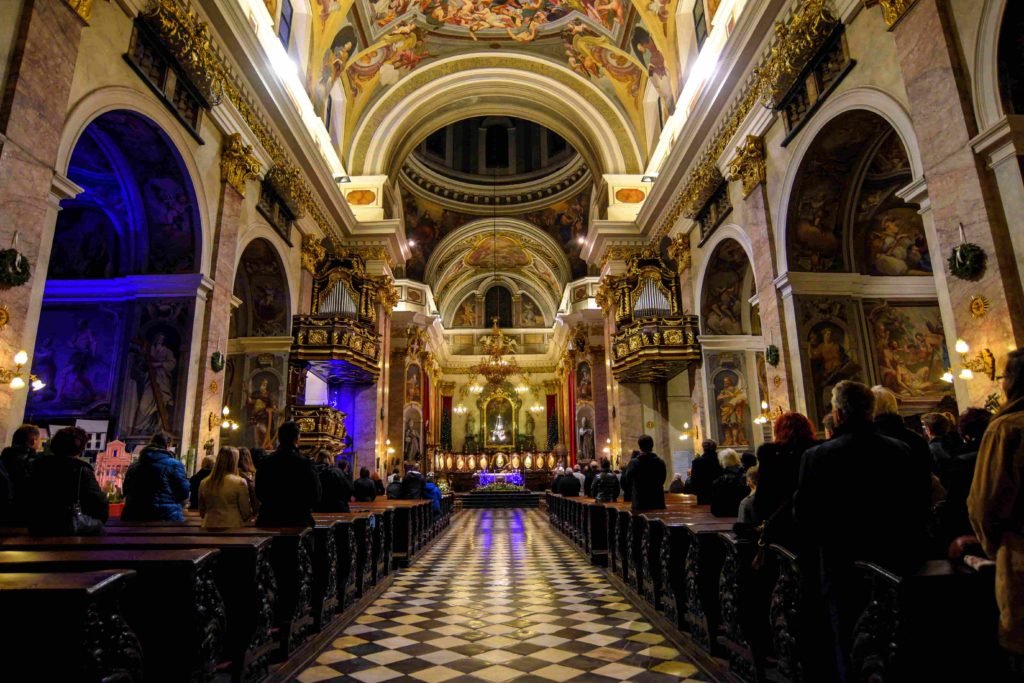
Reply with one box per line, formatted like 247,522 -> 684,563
294,509 -> 709,682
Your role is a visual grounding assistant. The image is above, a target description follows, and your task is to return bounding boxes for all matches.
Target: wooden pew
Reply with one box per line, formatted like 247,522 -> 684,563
637,509 -> 715,611
0,535 -> 275,683
73,526 -> 316,658
716,532 -> 774,683
658,518 -> 734,633
0,570 -> 143,682
0,548 -> 223,683
766,544 -> 801,683
311,512 -> 375,597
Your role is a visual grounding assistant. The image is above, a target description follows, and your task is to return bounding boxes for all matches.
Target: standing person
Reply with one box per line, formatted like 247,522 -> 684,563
400,464 -> 426,499
970,349 -> 1024,670
256,422 -> 321,527
370,470 -> 385,496
550,467 -> 565,494
423,473 -> 442,514
620,451 -> 640,503
737,465 -> 759,525
592,457 -> 621,503
560,467 -> 582,497
621,435 -> 666,511
710,449 -> 748,517
354,467 -> 377,502
199,446 -> 252,529
752,412 -> 818,549
668,473 -> 686,493
922,412 -> 964,469
189,455 -> 215,510
26,427 -> 108,535
1,424 -> 42,525
314,450 -> 352,513
385,473 -> 403,499
683,439 -> 723,505
237,447 -> 260,518
583,461 -> 598,497
795,381 -> 923,682
122,433 -> 190,522
936,408 -> 992,544
571,464 -> 585,490
871,385 -> 935,522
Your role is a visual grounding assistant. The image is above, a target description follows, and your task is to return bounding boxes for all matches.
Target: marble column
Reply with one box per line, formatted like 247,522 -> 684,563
892,0 -> 1024,404
188,180 -> 244,463
0,1 -> 85,443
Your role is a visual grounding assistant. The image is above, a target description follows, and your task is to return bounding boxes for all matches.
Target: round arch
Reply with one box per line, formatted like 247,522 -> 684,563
443,273 -> 559,329
694,224 -> 757,324
236,222 -> 301,321
57,86 -> 214,275
349,54 -> 644,177
974,0 -> 1008,130
775,88 -> 924,275
232,237 -> 294,338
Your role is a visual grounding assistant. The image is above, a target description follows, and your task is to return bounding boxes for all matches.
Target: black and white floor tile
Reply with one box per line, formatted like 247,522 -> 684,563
294,509 -> 708,682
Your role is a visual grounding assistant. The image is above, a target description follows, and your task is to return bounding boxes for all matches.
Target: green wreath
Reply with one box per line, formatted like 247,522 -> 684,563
766,344 -> 780,367
0,249 -> 30,289
947,242 -> 986,281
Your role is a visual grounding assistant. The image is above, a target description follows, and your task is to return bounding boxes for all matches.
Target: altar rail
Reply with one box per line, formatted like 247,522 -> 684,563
546,493 -> 1006,682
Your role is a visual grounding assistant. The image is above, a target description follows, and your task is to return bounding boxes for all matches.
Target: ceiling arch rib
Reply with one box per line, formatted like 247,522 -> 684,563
349,55 -> 645,177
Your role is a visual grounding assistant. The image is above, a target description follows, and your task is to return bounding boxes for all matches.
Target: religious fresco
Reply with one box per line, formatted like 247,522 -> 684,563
576,361 -> 593,402
60,111 -> 201,276
701,239 -> 750,335
519,294 -> 544,327
27,305 -> 126,418
121,299 -> 195,441
246,371 -> 282,451
402,187 -> 590,282
232,239 -> 290,337
705,352 -> 751,448
788,115 -> 923,276
453,297 -> 478,327
864,301 -> 952,405
797,298 -> 864,427
406,363 -> 422,403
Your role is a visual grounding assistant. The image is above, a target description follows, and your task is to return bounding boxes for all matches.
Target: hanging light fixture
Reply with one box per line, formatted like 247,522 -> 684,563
0,350 -> 44,391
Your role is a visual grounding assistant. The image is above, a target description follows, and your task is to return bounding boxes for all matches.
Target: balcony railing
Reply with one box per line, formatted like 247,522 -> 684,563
610,315 -> 701,383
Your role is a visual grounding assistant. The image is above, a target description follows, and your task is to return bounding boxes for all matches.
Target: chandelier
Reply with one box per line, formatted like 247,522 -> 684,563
469,319 -> 521,386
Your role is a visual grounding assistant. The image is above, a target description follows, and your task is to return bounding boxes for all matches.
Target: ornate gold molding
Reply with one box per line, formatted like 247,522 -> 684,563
654,0 -> 839,240
301,235 -> 326,274
378,276 -> 400,310
141,0 -> 225,105
752,0 -> 839,108
725,135 -> 766,198
345,245 -> 395,269
265,164 -> 307,217
680,165 -> 726,219
667,233 -> 691,274
64,0 -> 93,22
863,0 -> 918,28
599,245 -> 640,269
220,133 -> 261,196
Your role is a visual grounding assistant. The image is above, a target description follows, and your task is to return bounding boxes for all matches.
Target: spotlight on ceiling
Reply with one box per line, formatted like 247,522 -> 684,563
333,174 -> 351,183
407,239 -> 416,248
576,236 -> 585,244
641,174 -> 658,183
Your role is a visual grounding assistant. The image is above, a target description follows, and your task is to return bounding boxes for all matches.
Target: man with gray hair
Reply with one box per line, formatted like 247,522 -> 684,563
794,380 -> 924,681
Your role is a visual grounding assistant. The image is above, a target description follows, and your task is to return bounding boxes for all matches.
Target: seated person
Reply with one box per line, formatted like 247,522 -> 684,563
313,450 -> 352,512
353,467 -> 377,502
199,446 -> 252,529
27,427 -> 108,535
122,433 -> 190,522
423,473 -> 442,514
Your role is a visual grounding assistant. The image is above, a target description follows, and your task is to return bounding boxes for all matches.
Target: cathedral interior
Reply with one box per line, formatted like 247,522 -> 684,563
1,0 -> 1023,680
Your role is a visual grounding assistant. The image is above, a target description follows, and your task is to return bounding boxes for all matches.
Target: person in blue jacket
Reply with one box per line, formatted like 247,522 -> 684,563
122,433 -> 190,522
423,472 -> 442,515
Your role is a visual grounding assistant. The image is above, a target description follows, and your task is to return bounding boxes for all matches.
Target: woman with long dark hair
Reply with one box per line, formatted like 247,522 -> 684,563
970,349 -> 1024,668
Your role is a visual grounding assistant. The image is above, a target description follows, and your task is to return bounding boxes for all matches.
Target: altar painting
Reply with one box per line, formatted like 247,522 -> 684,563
483,395 -> 516,450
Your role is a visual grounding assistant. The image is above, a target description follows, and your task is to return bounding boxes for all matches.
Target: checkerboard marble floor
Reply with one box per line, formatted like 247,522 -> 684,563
293,509 -> 709,682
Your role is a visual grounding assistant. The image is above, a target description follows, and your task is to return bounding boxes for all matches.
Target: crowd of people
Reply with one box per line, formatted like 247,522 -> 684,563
0,419 -> 442,534
544,362 -> 1024,680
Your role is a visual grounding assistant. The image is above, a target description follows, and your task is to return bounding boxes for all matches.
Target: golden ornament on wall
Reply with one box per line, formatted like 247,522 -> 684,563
0,302 -> 9,331
969,295 -> 990,319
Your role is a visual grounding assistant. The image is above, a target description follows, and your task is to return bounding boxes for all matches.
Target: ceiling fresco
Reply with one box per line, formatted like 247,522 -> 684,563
307,0 -> 682,155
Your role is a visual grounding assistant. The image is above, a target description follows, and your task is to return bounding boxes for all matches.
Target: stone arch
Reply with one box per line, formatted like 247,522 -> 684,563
348,54 -> 644,177
694,225 -> 757,324
57,87 -> 213,275
236,223 -> 301,319
696,233 -> 757,336
775,88 -> 924,275
232,238 -> 293,338
973,0 -> 1009,129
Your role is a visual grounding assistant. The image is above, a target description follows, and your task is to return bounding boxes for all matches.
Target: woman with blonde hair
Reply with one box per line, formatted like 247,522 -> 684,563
237,447 -> 260,517
199,446 -> 252,529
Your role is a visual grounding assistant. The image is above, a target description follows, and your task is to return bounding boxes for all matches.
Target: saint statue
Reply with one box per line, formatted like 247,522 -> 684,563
525,411 -> 535,437
465,410 -> 476,437
717,375 -> 749,446
404,419 -> 421,462
577,416 -> 595,462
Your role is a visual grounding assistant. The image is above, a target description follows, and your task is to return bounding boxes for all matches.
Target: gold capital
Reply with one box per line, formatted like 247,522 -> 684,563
220,134 -> 261,196
725,135 -> 766,198
64,0 -> 93,22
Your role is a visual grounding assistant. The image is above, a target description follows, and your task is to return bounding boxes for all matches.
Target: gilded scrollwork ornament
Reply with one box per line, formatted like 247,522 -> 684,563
725,135 -> 766,198
220,134 -> 262,196
862,0 -> 918,28
752,0 -> 839,108
301,235 -> 327,275
667,233 -> 691,274
141,0 -> 225,105
64,0 -> 93,22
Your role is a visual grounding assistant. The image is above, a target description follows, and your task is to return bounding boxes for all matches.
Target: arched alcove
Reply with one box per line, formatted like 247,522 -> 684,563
700,238 -> 755,335
27,110 -> 203,447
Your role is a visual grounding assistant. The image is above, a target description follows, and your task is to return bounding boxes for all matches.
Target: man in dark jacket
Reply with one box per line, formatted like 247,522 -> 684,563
188,455 -> 215,510
871,386 -> 934,531
122,433 -> 190,522
583,461 -> 598,496
400,464 -> 426,499
256,422 -> 321,527
0,424 -> 41,525
683,439 -> 723,505
385,476 -> 403,499
621,435 -> 666,511
796,381 -> 925,682
314,450 -> 352,512
353,467 -> 377,502
592,457 -> 620,502
560,469 -> 582,497
620,452 -> 639,503
922,412 -> 964,469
